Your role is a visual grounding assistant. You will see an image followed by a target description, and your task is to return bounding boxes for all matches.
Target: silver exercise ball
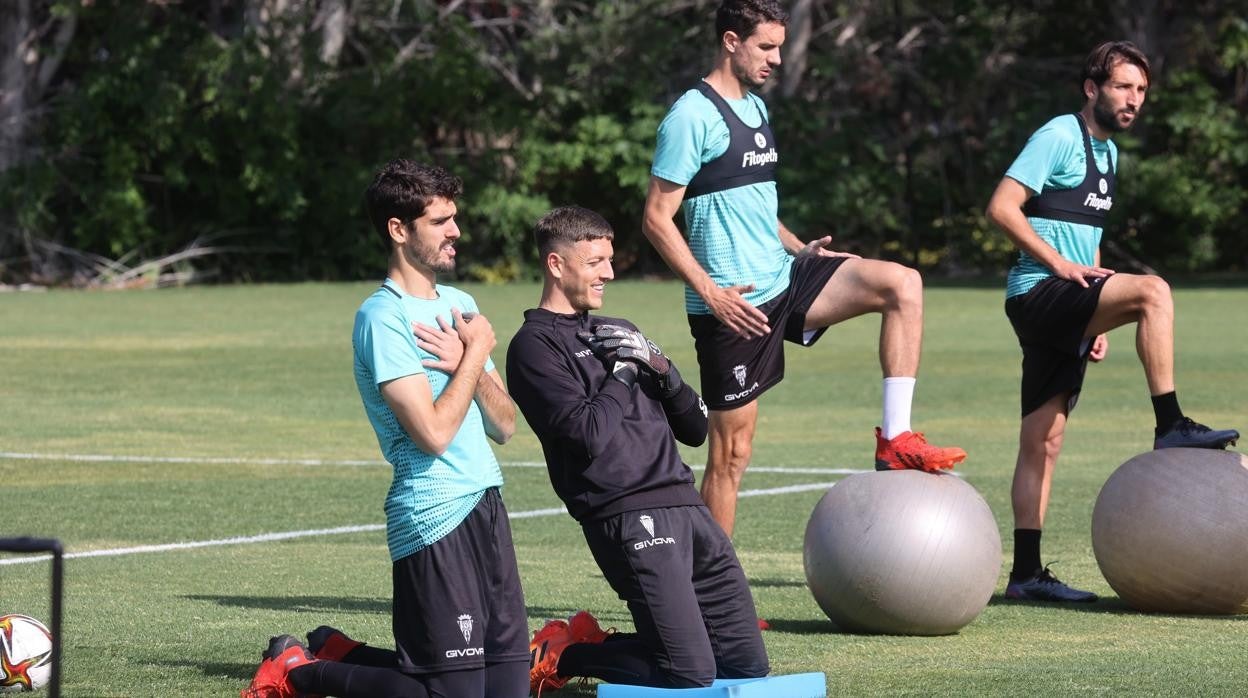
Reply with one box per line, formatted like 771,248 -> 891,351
1091,448 -> 1248,614
802,470 -> 1002,635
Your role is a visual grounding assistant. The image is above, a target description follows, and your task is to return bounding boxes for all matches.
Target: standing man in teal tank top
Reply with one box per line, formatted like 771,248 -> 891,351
643,0 -> 967,537
986,42 -> 1239,604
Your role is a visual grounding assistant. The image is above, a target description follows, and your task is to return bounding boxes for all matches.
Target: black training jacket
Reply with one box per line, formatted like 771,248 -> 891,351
506,308 -> 708,522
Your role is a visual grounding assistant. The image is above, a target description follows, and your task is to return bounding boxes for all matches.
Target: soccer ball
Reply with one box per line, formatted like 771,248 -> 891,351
0,614 -> 52,693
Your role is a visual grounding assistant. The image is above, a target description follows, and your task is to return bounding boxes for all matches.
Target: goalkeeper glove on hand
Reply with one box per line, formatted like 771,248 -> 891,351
579,324 -> 671,375
609,360 -> 638,389
578,325 -> 684,398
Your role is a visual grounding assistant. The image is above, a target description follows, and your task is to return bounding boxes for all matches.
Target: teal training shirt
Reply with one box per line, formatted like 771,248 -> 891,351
652,86 -> 793,315
1005,114 -> 1118,298
352,278 -> 502,562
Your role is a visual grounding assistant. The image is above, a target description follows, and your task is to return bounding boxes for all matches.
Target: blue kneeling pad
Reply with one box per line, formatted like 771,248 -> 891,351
597,672 -> 826,697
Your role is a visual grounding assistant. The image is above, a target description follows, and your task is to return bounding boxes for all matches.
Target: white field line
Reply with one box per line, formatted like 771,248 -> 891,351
0,483 -> 838,568
0,451 -> 871,475
737,482 -> 834,498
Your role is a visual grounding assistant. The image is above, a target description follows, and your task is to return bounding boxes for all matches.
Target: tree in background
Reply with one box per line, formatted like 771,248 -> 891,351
1,0 -> 1244,287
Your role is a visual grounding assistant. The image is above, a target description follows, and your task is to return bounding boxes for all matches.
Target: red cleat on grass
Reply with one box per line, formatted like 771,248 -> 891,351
240,635 -> 317,698
874,427 -> 966,472
529,618 -> 574,694
566,610 -> 612,644
530,611 -> 612,694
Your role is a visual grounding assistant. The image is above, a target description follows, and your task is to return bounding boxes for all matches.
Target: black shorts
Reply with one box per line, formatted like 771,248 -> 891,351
688,254 -> 847,410
1005,276 -> 1107,417
581,505 -> 769,686
391,488 -> 529,674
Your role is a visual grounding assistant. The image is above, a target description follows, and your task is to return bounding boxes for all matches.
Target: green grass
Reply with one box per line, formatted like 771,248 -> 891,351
1,280 -> 1245,696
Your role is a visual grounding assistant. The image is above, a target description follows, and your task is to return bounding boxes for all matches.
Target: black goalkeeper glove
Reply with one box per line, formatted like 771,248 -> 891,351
578,324 -> 671,374
578,324 -> 683,398
608,360 -> 638,389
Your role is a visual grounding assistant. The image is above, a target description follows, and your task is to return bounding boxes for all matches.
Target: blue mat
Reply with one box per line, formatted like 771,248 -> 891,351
597,672 -> 826,697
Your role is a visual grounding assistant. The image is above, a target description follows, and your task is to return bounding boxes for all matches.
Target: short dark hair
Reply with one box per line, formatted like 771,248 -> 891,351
534,206 -> 614,259
1081,41 -> 1151,90
715,0 -> 789,42
364,159 -> 463,250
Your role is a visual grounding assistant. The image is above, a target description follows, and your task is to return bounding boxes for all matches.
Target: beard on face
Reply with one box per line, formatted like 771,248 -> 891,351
1092,90 -> 1136,133
731,57 -> 767,88
406,235 -> 455,273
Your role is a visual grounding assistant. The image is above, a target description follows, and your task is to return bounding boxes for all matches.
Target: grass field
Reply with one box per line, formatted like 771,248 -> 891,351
1,280 -> 1245,696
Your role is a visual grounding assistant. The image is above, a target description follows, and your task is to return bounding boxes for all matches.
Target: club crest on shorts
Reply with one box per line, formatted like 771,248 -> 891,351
733,364 -> 747,388
633,514 -> 676,550
639,514 -> 655,538
457,614 -> 473,644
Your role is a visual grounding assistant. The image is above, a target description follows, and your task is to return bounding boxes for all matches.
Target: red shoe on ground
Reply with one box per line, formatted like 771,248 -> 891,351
530,618 -> 574,694
240,635 -> 316,698
566,610 -> 612,644
874,427 -> 966,472
530,611 -> 613,694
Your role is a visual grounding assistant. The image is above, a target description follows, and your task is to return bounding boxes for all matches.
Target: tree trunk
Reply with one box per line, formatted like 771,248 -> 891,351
317,0 -> 347,66
780,0 -> 813,98
0,0 -> 33,175
1,0 -> 76,175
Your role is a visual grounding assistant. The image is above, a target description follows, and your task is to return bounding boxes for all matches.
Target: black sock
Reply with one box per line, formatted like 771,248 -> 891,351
1010,529 -> 1042,581
1151,391 -> 1183,434
289,662 -> 430,698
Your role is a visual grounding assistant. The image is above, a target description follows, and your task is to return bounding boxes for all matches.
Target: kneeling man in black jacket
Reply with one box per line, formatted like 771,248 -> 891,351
506,206 -> 770,693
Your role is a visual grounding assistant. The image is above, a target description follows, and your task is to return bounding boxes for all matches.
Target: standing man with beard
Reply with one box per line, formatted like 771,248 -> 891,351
241,159 -> 530,698
643,0 -> 967,537
986,41 -> 1238,603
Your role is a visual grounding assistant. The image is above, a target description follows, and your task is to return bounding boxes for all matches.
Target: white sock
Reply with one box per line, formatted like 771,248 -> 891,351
882,377 -> 917,440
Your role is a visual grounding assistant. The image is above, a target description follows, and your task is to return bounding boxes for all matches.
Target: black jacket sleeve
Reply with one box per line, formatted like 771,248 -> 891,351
506,327 -> 634,460
653,364 -> 707,447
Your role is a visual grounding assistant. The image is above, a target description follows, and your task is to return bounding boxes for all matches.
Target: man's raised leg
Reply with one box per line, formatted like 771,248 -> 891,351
1087,273 -> 1237,448
803,258 -> 965,471
703,402 -> 758,536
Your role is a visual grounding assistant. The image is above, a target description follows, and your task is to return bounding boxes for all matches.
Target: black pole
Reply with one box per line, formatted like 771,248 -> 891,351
0,537 -> 63,698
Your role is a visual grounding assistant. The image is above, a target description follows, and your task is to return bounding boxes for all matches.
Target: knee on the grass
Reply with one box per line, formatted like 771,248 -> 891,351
661,654 -> 717,689
715,653 -> 770,681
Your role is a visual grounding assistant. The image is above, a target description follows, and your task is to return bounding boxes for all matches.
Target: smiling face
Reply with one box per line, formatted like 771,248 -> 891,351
550,237 -> 614,312
728,21 -> 785,89
399,196 -> 460,273
1088,61 -> 1148,133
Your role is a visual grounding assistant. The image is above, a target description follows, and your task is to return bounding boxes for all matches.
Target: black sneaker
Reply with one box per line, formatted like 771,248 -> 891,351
1154,417 -> 1239,450
1005,567 -> 1098,602
263,634 -> 309,661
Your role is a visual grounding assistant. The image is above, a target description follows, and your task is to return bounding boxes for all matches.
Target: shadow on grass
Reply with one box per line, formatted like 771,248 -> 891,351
159,659 -> 255,682
761,618 -> 972,637
759,618 -> 837,634
748,577 -> 806,589
988,593 -> 1248,619
184,594 -> 388,614
526,606 -> 633,626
